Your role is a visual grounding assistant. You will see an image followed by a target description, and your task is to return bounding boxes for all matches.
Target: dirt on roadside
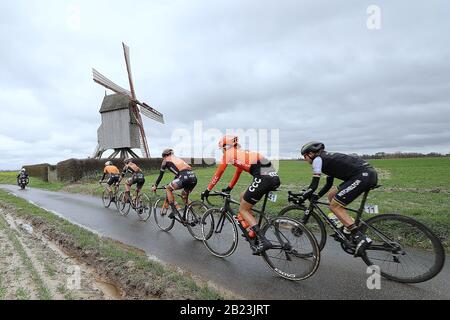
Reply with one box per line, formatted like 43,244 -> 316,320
0,207 -> 124,300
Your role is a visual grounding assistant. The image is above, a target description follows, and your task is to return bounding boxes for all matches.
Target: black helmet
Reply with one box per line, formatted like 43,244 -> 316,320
301,141 -> 325,156
162,148 -> 173,157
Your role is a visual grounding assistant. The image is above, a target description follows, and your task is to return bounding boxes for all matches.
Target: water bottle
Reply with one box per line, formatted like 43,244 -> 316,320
237,214 -> 256,238
327,212 -> 343,229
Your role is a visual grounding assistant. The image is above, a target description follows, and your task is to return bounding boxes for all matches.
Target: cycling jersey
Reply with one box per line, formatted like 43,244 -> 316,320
122,163 -> 145,189
312,152 -> 373,181
207,147 -> 275,191
121,163 -> 142,176
104,165 -> 120,175
154,155 -> 192,187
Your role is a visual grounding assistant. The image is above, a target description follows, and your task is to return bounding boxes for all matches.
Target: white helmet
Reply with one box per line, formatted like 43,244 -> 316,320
105,161 -> 113,166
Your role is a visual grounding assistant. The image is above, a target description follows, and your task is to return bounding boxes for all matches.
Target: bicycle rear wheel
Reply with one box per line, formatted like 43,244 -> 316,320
201,209 -> 238,258
153,198 -> 176,232
135,193 -> 152,221
102,189 -> 112,208
261,217 -> 320,281
185,201 -> 210,241
116,191 -> 131,216
360,214 -> 445,283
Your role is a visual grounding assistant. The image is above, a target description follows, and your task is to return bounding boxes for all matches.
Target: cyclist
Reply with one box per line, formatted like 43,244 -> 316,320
17,168 -> 29,185
298,141 -> 378,257
201,135 -> 281,255
121,158 -> 145,203
151,149 -> 198,218
99,161 -> 120,201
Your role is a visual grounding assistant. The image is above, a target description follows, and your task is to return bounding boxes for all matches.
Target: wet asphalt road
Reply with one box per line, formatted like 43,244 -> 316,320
1,185 -> 449,300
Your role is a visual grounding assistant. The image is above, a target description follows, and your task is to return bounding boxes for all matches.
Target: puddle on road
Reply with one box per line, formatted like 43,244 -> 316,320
95,279 -> 123,300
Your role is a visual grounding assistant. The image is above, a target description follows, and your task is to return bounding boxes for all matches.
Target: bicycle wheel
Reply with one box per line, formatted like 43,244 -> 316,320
185,201 -> 210,241
116,191 -> 131,216
261,217 -> 320,281
279,205 -> 327,251
102,189 -> 112,208
153,198 -> 176,232
135,193 -> 152,221
360,214 -> 445,283
201,208 -> 238,258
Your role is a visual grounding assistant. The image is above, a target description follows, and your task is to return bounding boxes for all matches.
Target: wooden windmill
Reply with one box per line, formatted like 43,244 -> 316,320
92,43 -> 164,159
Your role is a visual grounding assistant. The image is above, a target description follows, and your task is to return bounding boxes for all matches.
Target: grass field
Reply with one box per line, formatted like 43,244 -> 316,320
1,157 -> 449,248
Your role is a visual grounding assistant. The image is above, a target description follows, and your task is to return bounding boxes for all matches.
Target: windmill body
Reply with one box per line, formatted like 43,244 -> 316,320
92,43 -> 164,159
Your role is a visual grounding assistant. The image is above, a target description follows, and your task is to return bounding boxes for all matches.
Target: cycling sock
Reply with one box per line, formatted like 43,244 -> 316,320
347,224 -> 358,232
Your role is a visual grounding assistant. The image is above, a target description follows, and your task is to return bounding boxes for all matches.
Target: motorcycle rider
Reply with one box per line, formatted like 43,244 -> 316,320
17,168 -> 29,186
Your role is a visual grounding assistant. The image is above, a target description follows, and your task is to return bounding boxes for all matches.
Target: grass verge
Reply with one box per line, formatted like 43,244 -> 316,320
0,189 -> 227,300
0,214 -> 52,300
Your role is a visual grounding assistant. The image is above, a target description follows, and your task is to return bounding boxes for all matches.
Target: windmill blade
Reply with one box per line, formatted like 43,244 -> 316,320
139,131 -> 148,158
136,101 -> 165,124
122,42 -> 137,100
92,68 -> 131,97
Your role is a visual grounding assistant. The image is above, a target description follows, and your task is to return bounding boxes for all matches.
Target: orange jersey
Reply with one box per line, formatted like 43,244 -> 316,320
208,148 -> 263,190
122,162 -> 142,176
162,155 -> 192,174
104,165 -> 120,175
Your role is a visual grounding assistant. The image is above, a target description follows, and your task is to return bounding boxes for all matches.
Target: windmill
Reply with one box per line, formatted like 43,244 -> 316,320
92,42 -> 164,159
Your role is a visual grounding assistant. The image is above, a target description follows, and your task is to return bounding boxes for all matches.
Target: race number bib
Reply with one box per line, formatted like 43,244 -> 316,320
268,192 -> 278,203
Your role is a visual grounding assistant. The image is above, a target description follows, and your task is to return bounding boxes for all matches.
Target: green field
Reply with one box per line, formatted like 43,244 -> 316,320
1,157 -> 449,248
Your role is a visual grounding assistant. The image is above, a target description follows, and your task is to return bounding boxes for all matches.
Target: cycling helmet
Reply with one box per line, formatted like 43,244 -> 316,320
162,148 -> 174,157
105,161 -> 113,166
301,141 -> 325,156
124,158 -> 134,164
21,168 -> 26,172
219,135 -> 239,149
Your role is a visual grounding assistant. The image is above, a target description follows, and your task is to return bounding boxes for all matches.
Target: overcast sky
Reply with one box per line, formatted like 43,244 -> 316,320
1,0 -> 449,170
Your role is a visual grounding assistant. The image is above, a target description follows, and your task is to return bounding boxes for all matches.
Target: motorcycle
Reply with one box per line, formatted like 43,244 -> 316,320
18,177 -> 29,190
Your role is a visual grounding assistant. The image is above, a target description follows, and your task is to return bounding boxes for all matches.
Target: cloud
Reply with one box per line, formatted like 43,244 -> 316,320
0,0 -> 450,169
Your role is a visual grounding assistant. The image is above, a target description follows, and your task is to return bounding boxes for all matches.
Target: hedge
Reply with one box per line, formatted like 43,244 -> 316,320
56,158 -> 215,182
23,164 -> 50,182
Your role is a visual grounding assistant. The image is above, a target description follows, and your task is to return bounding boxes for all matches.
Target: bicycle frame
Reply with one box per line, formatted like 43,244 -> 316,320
305,191 -> 401,253
209,192 -> 284,249
154,187 -> 190,224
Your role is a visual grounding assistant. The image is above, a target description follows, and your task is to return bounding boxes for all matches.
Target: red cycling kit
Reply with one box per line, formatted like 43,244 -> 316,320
208,148 -> 280,205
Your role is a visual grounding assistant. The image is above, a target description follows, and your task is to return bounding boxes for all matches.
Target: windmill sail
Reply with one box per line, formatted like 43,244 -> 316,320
123,43 -> 137,100
139,131 -> 147,158
138,101 -> 165,124
93,69 -> 131,97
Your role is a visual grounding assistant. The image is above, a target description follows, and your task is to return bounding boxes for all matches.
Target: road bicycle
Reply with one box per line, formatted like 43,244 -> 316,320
281,185 -> 446,283
100,182 -> 119,208
201,191 -> 320,281
116,187 -> 152,221
153,187 -> 209,240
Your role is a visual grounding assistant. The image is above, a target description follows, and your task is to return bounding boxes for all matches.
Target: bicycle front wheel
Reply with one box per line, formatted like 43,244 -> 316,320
186,201 -> 210,241
116,191 -> 131,216
201,209 -> 238,258
102,189 -> 111,208
279,205 -> 327,251
135,193 -> 152,221
360,214 -> 445,283
153,198 -> 175,232
261,217 -> 320,281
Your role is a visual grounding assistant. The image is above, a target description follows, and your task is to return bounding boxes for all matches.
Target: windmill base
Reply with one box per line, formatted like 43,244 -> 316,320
93,148 -> 141,159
